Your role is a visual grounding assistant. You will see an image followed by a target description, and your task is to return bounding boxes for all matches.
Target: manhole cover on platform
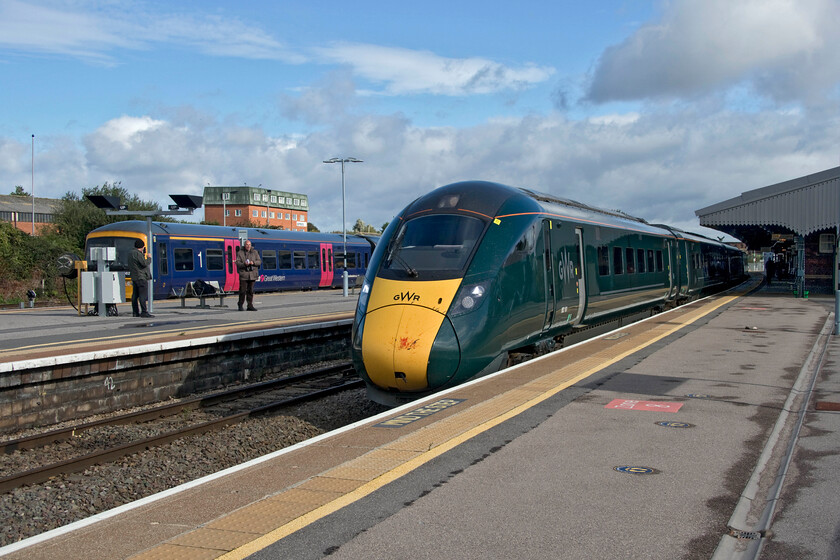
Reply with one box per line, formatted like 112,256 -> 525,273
655,421 -> 695,428
613,466 -> 660,475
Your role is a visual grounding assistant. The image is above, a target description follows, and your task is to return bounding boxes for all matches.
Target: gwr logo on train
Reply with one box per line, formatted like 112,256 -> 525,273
557,249 -> 576,283
394,291 -> 420,303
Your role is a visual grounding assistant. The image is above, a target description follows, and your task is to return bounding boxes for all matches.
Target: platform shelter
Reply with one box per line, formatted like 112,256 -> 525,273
695,165 -> 840,296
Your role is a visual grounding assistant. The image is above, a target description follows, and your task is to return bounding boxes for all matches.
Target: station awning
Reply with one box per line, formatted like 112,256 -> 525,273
695,166 -> 840,248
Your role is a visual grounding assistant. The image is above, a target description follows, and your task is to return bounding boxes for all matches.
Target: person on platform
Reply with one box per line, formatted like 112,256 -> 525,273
128,238 -> 154,318
236,239 -> 261,311
765,257 -> 775,286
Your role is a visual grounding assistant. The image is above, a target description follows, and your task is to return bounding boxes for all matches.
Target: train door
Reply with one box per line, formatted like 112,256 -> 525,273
666,239 -> 678,300
156,240 -> 169,299
224,238 -> 240,292
571,227 -> 586,324
541,220 -> 556,332
319,243 -> 334,287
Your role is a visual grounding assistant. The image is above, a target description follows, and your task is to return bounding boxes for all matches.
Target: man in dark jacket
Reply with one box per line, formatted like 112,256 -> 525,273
236,239 -> 261,311
128,238 -> 153,318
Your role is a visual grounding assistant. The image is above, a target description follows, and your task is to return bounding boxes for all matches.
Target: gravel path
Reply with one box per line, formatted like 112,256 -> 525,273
0,388 -> 389,547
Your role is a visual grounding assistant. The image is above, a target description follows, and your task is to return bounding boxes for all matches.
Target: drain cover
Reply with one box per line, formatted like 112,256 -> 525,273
614,466 -> 660,475
656,421 -> 695,428
686,393 -> 710,399
604,332 -> 629,340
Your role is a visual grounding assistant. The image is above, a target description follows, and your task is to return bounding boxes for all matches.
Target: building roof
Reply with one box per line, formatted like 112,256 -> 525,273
695,165 -> 840,245
0,194 -> 61,214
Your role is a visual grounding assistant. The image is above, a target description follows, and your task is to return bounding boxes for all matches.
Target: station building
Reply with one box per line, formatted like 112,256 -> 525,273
0,194 -> 60,235
696,165 -> 840,295
203,186 -> 309,232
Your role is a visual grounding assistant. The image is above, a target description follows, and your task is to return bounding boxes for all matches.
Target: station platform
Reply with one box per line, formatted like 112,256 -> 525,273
2,282 -> 838,559
0,289 -> 359,365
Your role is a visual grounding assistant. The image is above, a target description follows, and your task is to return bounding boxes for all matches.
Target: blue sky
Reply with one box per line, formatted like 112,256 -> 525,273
1,0 -> 839,236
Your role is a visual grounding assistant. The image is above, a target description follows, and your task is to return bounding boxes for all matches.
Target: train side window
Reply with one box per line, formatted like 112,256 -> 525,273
625,247 -> 635,274
365,252 -> 370,268
656,250 -> 664,272
613,247 -> 624,275
308,250 -> 320,270
347,252 -> 357,268
647,250 -> 655,273
321,248 -> 327,272
278,250 -> 292,269
262,250 -> 277,270
597,246 -> 610,275
328,248 -> 333,272
158,243 -> 168,275
174,248 -> 194,271
226,246 -> 234,274
637,249 -> 646,273
206,249 -> 224,271
293,250 -> 306,269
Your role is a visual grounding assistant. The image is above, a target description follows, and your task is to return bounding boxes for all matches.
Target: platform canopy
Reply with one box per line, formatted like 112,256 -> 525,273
695,166 -> 840,248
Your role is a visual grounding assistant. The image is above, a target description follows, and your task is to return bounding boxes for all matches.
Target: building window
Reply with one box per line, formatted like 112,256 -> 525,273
261,210 -> 267,218
270,212 -> 275,219
293,199 -> 300,206
225,210 -> 230,217
252,210 -> 258,217
286,213 -> 290,219
253,193 -> 260,202
292,213 -> 297,221
262,194 -> 268,202
270,195 -> 277,203
235,209 -> 242,217
820,234 -> 835,254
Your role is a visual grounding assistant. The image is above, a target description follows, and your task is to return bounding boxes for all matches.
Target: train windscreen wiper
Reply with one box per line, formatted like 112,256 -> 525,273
394,254 -> 418,278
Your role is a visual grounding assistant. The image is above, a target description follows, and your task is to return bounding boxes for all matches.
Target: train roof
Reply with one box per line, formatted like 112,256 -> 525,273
88,220 -> 378,246
418,181 -> 741,250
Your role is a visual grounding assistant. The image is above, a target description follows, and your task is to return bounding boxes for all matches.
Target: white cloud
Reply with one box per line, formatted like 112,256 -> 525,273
587,0 -> 840,106
10,101 -> 835,238
314,42 -> 554,96
0,0 -> 302,64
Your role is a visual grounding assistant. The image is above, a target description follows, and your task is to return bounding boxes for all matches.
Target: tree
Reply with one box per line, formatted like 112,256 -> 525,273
352,219 -> 378,234
10,186 -> 29,196
50,182 -> 164,253
381,221 -> 389,232
307,223 -> 320,232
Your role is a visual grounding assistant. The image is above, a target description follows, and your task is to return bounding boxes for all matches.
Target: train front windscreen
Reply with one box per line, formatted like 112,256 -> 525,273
379,214 -> 486,281
86,236 -> 138,271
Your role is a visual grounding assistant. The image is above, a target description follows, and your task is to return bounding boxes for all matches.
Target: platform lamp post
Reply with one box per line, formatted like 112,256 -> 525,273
31,134 -> 34,236
323,157 -> 363,297
86,194 -> 203,314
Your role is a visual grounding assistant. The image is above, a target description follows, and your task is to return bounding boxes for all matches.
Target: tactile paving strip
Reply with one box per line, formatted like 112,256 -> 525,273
130,292 -> 742,560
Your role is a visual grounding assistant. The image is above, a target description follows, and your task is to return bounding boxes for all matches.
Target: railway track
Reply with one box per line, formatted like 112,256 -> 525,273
0,362 -> 362,493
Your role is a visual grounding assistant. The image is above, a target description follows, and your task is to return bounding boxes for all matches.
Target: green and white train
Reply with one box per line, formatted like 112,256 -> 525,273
351,181 -> 747,405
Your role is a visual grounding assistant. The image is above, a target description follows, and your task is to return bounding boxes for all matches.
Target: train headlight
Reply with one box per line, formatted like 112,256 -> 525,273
356,279 -> 371,311
449,280 -> 491,317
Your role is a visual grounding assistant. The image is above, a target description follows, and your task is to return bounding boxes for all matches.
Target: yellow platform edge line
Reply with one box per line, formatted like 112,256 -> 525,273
205,292 -> 740,560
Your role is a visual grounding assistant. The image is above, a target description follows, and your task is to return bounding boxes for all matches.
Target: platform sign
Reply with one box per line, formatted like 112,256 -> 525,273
605,399 -> 683,413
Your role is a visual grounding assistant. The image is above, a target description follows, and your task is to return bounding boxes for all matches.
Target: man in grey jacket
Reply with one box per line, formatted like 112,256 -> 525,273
128,238 -> 153,318
236,239 -> 261,311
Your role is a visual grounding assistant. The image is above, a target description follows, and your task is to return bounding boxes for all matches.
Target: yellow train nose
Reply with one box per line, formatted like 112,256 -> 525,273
360,278 -> 462,393
361,305 -> 446,390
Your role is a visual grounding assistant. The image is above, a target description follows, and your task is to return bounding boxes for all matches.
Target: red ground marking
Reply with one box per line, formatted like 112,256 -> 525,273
605,399 -> 683,413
